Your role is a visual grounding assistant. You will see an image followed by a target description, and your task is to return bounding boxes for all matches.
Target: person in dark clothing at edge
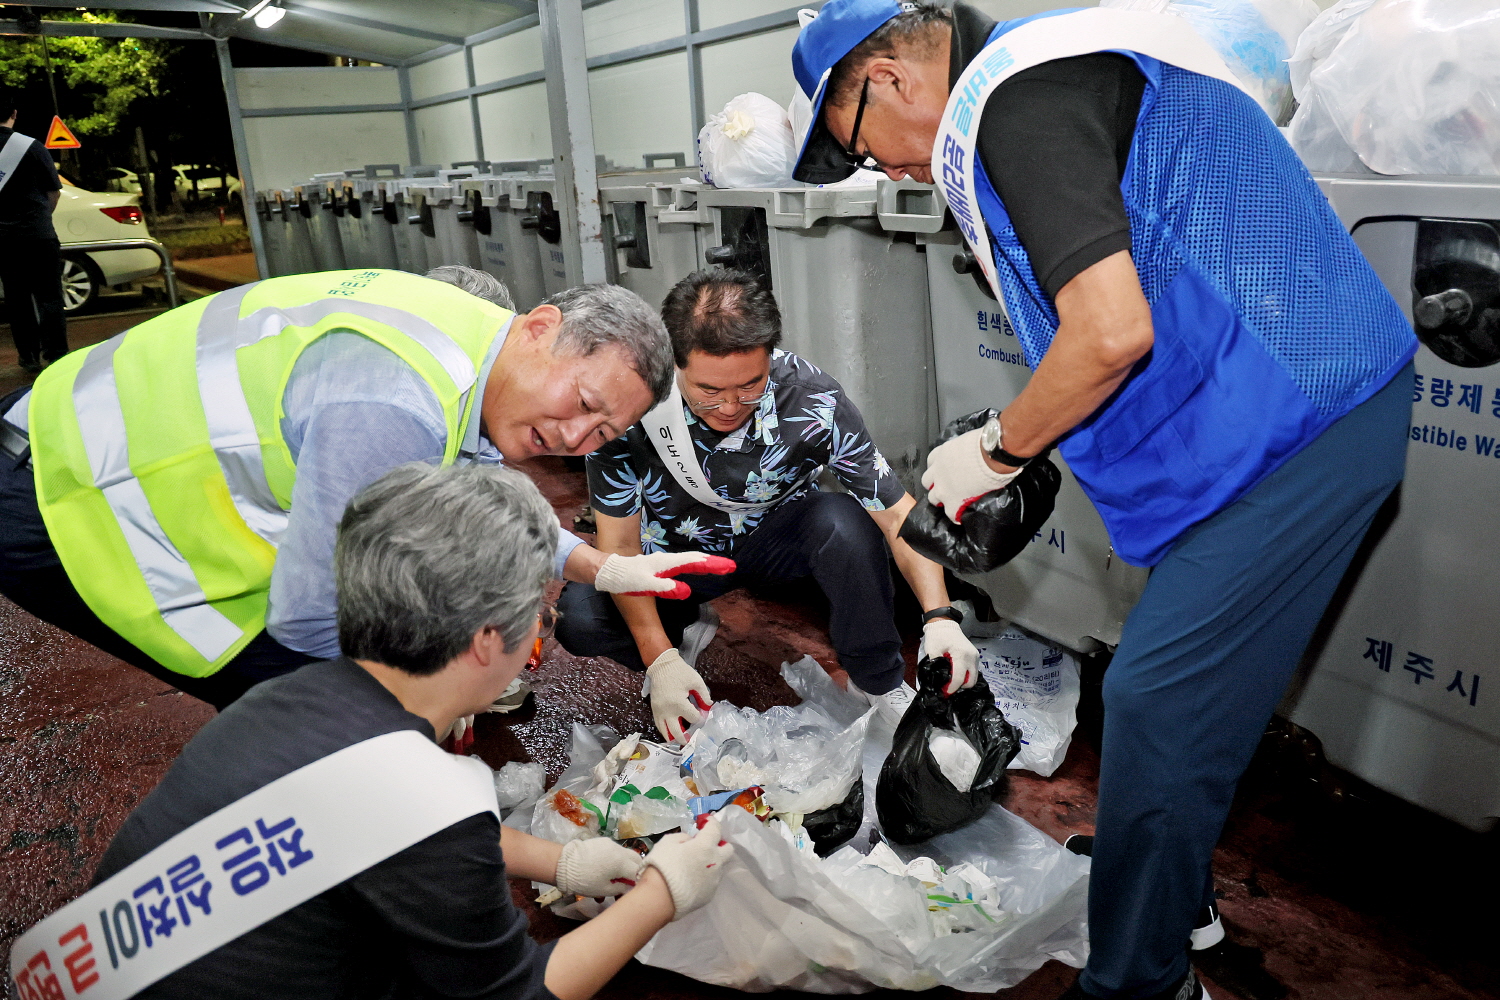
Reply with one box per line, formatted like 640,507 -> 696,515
88,463 -> 732,999
790,3 -> 1415,1000
0,88 -> 68,374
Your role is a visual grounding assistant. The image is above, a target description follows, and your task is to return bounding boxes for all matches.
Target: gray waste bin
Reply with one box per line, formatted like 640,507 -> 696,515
690,181 -> 938,493
601,178 -> 706,311
462,175 -> 548,309
1284,173 -> 1500,833
276,187 -> 320,276
902,182 -> 1148,653
254,191 -> 293,277
515,174 -> 569,298
337,164 -> 400,269
296,173 -> 346,271
402,178 -> 449,273
430,162 -> 489,269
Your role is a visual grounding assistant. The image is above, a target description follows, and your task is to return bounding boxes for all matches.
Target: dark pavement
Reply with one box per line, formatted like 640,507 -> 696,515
0,314 -> 1496,999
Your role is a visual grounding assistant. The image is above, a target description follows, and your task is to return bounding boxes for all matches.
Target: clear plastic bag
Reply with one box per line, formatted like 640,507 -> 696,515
698,93 -> 798,189
635,793 -> 1090,993
1289,0 -> 1500,175
1101,0 -> 1319,123
493,760 -> 546,831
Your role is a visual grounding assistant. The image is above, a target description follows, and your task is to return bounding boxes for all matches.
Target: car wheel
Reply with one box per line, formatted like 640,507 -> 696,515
59,255 -> 101,313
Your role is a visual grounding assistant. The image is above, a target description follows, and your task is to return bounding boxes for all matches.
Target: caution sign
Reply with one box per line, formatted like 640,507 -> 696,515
44,116 -> 81,150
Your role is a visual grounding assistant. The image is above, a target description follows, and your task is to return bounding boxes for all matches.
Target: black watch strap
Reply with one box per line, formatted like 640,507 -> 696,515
921,606 -> 964,626
987,442 -> 1035,468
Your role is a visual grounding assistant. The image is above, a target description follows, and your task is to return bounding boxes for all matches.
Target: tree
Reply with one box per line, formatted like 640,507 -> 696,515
0,12 -> 170,138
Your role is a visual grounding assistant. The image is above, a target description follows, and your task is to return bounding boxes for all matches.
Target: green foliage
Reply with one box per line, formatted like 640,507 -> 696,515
0,12 -> 171,136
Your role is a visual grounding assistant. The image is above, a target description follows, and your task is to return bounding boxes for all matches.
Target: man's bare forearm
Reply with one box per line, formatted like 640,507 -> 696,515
991,251 -> 1155,467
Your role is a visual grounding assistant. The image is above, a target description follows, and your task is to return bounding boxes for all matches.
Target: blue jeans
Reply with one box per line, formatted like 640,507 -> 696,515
1079,364 -> 1413,997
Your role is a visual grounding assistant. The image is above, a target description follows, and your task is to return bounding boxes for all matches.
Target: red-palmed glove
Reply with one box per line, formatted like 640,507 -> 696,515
922,618 -> 979,695
594,551 -> 736,600
920,426 -> 1022,524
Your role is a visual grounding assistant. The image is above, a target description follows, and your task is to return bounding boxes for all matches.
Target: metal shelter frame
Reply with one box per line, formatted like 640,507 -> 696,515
0,0 -> 822,284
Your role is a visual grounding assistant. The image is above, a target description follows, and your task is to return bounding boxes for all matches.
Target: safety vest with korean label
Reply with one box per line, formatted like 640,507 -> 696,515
27,269 -> 512,676
932,8 -> 1415,566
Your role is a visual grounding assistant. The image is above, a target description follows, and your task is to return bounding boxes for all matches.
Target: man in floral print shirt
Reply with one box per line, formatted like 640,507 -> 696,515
556,269 -> 979,741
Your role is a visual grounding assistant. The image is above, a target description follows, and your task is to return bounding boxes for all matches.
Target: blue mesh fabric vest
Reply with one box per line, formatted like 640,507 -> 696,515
970,18 -> 1415,566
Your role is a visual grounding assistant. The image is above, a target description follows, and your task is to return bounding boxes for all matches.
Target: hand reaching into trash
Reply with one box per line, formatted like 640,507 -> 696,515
644,815 -> 734,920
921,426 -> 1022,524
594,551 -> 736,600
923,618 -> 979,695
647,649 -> 712,743
554,837 -> 647,898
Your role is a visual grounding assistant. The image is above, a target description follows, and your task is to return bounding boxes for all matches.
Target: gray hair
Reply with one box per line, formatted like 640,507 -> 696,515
335,463 -> 555,676
426,264 -> 516,311
544,283 -> 674,404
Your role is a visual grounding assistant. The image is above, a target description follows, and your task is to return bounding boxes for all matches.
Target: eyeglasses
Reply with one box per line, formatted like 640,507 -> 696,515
838,78 -> 879,172
687,387 -> 771,413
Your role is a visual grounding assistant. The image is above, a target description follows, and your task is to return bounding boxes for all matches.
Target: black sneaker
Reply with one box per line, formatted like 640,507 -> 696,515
18,358 -> 43,375
1058,967 -> 1208,1000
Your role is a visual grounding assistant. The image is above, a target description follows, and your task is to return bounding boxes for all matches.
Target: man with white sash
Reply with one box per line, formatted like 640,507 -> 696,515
0,88 -> 69,373
789,3 -> 1416,999
0,269 -> 731,711
555,268 -> 979,741
9,463 -> 732,1000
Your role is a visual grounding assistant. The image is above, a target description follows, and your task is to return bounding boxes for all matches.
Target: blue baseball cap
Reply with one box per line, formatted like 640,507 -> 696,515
790,0 -> 912,185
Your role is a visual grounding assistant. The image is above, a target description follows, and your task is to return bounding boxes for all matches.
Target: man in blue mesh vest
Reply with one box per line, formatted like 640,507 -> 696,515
791,3 -> 1416,999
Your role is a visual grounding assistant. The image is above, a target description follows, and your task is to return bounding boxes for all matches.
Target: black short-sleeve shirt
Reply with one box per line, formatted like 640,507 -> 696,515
951,3 -> 1146,300
0,126 -> 62,240
92,658 -> 556,1000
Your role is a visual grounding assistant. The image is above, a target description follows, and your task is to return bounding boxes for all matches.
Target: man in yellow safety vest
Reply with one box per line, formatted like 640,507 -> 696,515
0,266 -> 732,708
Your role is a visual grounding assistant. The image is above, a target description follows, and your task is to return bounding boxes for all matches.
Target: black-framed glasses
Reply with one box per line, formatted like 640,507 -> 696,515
839,78 -> 878,172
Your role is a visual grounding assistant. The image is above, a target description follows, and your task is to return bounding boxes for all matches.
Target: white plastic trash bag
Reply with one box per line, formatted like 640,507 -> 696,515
971,626 -> 1082,778
1101,0 -> 1319,124
699,93 -> 798,189
1287,0 -> 1500,176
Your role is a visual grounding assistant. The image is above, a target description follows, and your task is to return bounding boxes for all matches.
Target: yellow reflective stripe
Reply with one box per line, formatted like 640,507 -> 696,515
195,282 -> 289,546
239,298 -> 478,394
73,336 -> 243,661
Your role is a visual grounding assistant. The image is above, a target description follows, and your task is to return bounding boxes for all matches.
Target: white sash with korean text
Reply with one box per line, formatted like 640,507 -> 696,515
9,730 -> 497,1000
642,381 -> 787,514
933,8 -> 1253,300
0,132 -> 36,195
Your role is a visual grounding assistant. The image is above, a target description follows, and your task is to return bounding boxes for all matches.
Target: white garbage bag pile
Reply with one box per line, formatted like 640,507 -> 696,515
1288,0 -> 1500,175
1101,0 -> 1320,124
698,93 -> 798,189
527,655 -> 1091,993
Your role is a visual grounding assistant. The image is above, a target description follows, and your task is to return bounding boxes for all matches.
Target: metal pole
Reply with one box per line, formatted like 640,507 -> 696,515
398,65 -> 421,166
207,24 -> 268,280
539,0 -> 605,286
683,0 -> 705,148
67,239 -> 180,308
465,43 -> 485,162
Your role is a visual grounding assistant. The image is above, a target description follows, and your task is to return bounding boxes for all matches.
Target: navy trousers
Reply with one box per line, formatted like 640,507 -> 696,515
1079,364 -> 1414,998
555,490 -> 908,694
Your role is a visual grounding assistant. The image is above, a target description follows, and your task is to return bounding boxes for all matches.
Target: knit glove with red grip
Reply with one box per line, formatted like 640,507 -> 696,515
554,836 -> 646,898
647,649 -> 712,743
644,815 -> 734,920
921,426 -> 1022,524
594,551 -> 736,600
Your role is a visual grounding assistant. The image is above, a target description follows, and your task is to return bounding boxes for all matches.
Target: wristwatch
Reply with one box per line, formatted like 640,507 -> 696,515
922,606 -> 965,626
980,415 -> 1035,469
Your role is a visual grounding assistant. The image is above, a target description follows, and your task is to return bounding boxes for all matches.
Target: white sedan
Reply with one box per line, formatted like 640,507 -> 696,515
0,178 -> 163,313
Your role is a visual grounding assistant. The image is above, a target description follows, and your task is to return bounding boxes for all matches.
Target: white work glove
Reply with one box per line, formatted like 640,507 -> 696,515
923,618 -> 979,695
589,733 -> 642,792
444,714 -> 475,752
594,551 -> 736,600
921,426 -> 1022,524
644,815 -> 734,920
554,836 -> 647,898
646,649 -> 712,744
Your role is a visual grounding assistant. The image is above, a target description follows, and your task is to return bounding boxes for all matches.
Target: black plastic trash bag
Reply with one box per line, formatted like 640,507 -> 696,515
876,656 -> 1022,845
899,408 -> 1062,575
802,779 -> 864,856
